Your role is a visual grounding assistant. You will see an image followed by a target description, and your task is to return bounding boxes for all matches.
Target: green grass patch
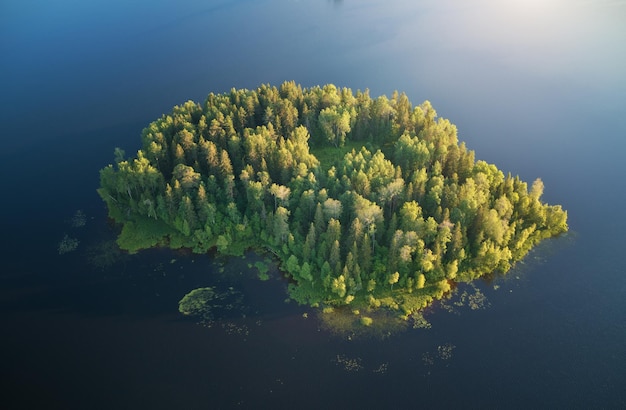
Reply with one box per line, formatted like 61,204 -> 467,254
311,141 -> 376,172
116,217 -> 176,253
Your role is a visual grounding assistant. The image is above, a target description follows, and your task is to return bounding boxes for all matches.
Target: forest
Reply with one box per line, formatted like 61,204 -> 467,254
98,81 -> 568,319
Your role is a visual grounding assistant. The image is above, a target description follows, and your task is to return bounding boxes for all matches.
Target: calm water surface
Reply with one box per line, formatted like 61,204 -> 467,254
1,1 -> 625,408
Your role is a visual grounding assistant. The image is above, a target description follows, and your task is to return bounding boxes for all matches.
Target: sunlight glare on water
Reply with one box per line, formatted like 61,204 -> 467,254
410,0 -> 626,85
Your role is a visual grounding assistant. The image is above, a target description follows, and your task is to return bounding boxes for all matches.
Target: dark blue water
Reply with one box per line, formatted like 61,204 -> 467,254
1,1 -> 625,408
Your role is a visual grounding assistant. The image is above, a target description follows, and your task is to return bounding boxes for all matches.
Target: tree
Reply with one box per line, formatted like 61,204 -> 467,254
331,275 -> 347,298
352,169 -> 371,197
367,279 -> 376,292
319,107 -> 351,147
219,149 -> 234,178
313,202 -> 326,236
303,223 -> 316,262
216,234 -> 230,253
378,178 -> 405,216
329,240 -> 341,275
274,206 -> 290,243
481,208 -> 507,245
530,178 -> 544,200
416,273 -> 426,289
388,271 -> 400,290
300,262 -> 314,285
323,198 -> 343,220
354,194 -> 383,250
360,233 -> 372,273
326,218 -> 342,245
320,83 -> 341,108
348,218 -> 364,249
179,195 -> 197,233
393,92 -> 412,134
173,164 -> 201,190
286,255 -> 300,275
270,183 -> 291,210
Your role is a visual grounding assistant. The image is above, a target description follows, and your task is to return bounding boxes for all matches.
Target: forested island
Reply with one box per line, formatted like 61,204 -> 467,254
98,82 -> 568,319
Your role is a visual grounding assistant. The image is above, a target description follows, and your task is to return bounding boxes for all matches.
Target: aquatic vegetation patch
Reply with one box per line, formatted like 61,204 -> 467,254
372,362 -> 389,374
319,305 -> 407,339
70,210 -> 87,228
254,261 -> 270,281
58,234 -> 79,254
422,351 -> 435,366
220,321 -> 250,337
454,283 -> 490,310
178,286 -> 244,322
439,282 -> 490,315
422,342 -> 456,366
411,311 -> 432,329
86,239 -> 124,270
437,343 -> 456,360
334,354 -> 364,372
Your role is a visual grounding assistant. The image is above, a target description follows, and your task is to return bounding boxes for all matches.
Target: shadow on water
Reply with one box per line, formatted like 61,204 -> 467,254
11,202 -> 577,331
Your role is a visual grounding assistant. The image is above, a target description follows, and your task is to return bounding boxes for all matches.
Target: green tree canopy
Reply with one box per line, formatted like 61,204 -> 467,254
99,81 -> 568,319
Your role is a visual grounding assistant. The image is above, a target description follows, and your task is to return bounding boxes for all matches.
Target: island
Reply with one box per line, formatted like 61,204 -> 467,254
98,81 -> 568,320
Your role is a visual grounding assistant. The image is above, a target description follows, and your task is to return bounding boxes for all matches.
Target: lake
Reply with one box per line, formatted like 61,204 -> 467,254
1,0 -> 625,408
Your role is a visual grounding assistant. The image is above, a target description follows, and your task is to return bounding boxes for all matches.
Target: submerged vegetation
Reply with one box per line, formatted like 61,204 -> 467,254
178,286 -> 243,321
98,81 -> 567,320
86,239 -> 125,270
58,210 -> 88,255
58,234 -> 79,255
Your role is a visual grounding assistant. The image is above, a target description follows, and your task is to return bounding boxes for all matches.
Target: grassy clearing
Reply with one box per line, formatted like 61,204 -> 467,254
311,141 -> 375,172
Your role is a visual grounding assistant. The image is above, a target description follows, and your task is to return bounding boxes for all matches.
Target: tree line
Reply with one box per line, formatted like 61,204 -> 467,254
98,81 -> 568,318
